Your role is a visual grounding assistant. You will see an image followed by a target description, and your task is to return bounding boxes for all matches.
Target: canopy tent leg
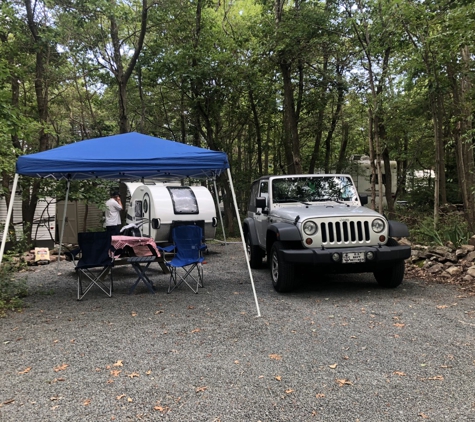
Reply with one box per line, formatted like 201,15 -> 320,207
0,173 -> 19,266
227,168 -> 261,317
213,178 -> 227,245
57,179 -> 71,269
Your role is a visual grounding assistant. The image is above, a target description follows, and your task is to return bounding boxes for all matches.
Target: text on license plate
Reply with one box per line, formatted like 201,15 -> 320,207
342,252 -> 365,263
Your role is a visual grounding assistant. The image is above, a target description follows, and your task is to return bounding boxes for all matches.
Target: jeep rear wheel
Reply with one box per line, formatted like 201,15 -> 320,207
270,241 -> 295,292
246,234 -> 263,269
373,239 -> 405,288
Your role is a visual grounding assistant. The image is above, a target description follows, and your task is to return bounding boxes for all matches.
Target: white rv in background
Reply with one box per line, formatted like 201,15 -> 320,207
345,155 -> 397,207
124,181 -> 217,243
0,196 -> 56,249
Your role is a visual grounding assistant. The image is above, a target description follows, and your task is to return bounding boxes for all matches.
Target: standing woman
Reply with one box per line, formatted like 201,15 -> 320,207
105,191 -> 123,235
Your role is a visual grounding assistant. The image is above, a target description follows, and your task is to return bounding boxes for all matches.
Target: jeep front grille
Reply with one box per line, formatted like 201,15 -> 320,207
320,220 -> 371,244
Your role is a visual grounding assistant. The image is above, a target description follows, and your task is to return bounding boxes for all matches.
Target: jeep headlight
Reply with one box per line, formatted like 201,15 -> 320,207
303,220 -> 318,236
371,218 -> 386,233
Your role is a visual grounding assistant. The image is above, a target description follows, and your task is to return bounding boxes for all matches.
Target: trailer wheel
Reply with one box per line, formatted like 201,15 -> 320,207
246,234 -> 262,269
270,241 -> 295,293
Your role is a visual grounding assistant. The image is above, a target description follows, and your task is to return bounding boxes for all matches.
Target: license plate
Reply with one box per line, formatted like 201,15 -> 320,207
342,252 -> 365,263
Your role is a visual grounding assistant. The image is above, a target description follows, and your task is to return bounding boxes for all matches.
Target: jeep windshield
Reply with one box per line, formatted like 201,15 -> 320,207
271,176 -> 358,204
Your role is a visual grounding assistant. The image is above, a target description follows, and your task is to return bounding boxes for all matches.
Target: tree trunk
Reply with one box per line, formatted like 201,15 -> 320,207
109,0 -> 148,134
448,49 -> 475,232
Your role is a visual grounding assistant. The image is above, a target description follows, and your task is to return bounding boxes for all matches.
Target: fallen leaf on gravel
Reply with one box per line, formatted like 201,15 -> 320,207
54,363 -> 68,372
188,306 -> 194,309
285,389 -> 294,394
269,354 -> 282,360
316,393 -> 325,398
146,370 -> 152,375
234,360 -> 239,364
155,310 -> 164,314
427,375 -> 444,380
329,364 -> 338,369
128,372 -> 140,378
393,371 -> 406,376
113,360 -> 123,367
336,379 -> 353,386
18,367 -> 31,375
154,405 -> 169,413
131,312 -> 137,317
394,323 -> 405,328
418,412 -> 429,419
191,328 -> 201,333
196,386 -> 207,393
127,397 -> 133,402
116,394 -> 126,400
436,305 -> 449,309
275,376 -> 282,381
110,370 -> 121,377
83,398 -> 91,406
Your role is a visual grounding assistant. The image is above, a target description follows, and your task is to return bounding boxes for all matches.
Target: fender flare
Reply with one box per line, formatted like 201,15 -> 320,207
388,220 -> 410,238
243,218 -> 259,244
267,223 -> 302,242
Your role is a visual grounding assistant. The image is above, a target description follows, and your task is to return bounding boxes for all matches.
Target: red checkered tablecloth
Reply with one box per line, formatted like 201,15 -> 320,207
111,235 -> 161,257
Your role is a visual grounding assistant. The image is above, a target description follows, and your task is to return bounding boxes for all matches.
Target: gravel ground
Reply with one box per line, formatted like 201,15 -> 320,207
1,242 -> 474,422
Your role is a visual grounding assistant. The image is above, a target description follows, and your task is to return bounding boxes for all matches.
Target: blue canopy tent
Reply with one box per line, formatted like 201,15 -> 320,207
0,133 -> 261,315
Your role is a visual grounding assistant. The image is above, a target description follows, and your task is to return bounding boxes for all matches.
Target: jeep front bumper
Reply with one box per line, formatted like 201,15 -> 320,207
279,245 -> 411,270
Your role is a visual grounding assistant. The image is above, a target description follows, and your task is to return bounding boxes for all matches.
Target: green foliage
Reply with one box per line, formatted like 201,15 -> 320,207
0,261 -> 27,317
397,209 -> 471,248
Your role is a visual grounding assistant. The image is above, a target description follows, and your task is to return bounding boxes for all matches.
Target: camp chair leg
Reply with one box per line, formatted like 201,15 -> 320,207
77,266 -> 113,301
167,263 -> 202,294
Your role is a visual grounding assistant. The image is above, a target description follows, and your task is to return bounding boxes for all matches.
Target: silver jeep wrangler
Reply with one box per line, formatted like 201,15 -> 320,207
243,174 -> 411,292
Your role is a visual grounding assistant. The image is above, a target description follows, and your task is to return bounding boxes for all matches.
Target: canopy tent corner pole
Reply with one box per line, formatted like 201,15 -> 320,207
226,168 -> 261,317
57,178 -> 71,270
0,173 -> 19,266
212,178 -> 227,246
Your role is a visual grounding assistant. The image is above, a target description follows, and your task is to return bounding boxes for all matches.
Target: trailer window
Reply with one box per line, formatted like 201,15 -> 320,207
167,187 -> 199,214
134,201 -> 143,218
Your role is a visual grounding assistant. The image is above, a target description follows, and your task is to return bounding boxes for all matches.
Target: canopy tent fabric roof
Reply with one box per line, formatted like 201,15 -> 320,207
16,132 -> 230,180
3,132 -> 260,316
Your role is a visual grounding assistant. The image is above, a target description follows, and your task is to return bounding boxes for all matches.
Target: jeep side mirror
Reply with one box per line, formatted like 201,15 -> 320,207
359,194 -> 368,205
256,197 -> 266,208
255,197 -> 268,215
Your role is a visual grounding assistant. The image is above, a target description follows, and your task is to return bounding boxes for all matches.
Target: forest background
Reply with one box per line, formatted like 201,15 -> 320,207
1,0 -> 475,250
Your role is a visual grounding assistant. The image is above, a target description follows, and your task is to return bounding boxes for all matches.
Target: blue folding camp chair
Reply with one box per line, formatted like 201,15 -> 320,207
75,232 -> 116,300
162,225 -> 206,294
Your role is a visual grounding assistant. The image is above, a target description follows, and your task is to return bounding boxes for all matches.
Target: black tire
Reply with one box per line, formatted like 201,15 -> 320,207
373,238 -> 405,288
270,241 -> 295,292
246,234 -> 262,269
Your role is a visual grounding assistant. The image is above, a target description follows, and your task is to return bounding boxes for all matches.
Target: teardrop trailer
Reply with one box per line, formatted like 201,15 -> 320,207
124,181 -> 218,244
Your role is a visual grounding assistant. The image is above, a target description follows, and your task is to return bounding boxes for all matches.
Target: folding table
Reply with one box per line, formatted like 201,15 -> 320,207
111,235 -> 169,294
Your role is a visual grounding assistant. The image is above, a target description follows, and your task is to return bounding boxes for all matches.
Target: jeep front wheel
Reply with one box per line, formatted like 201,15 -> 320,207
374,260 -> 405,288
373,238 -> 405,288
246,234 -> 262,269
270,241 -> 295,292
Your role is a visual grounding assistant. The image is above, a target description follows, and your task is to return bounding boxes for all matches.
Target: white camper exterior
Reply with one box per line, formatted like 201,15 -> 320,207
125,182 -> 217,243
346,155 -> 397,207
0,196 -> 56,248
